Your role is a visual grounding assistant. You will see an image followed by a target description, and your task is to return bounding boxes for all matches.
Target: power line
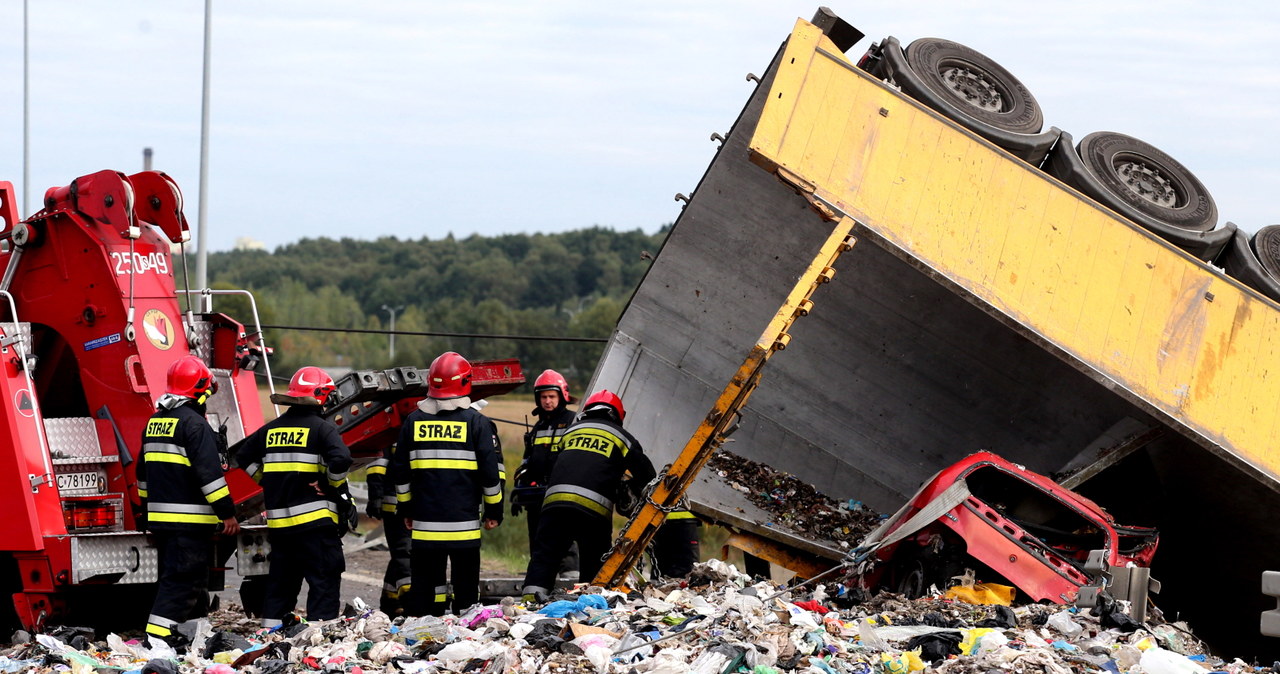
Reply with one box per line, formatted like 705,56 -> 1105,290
257,323 -> 608,344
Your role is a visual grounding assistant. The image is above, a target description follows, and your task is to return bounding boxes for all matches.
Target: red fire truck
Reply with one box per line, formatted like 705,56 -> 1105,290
0,170 -> 522,630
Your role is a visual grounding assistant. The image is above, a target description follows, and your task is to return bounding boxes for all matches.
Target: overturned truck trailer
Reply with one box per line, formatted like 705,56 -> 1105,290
588,8 -> 1280,659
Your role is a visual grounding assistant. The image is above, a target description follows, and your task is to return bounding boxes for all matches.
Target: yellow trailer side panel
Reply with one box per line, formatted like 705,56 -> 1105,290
750,20 -> 1280,483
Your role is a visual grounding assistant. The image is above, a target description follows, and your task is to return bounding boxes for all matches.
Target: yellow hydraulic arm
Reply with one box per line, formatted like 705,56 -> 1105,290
592,211 -> 857,591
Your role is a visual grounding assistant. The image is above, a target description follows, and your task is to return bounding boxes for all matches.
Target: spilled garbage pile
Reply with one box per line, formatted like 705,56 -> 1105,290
1,558 -> 1262,674
709,451 -> 883,548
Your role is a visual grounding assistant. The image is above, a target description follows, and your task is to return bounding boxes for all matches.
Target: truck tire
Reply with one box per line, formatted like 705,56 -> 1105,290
895,560 -> 927,599
1075,132 -> 1218,232
1253,225 -> 1280,280
903,37 -> 1043,135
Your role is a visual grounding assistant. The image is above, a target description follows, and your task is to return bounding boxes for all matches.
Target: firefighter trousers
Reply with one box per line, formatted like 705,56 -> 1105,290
522,507 -> 611,597
262,528 -> 345,625
146,531 -> 214,640
653,518 -> 701,578
525,501 -> 580,575
408,547 -> 480,617
380,516 -> 412,613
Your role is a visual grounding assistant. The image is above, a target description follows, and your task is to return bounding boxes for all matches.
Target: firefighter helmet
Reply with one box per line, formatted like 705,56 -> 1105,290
533,369 -> 572,404
286,366 -> 337,405
428,351 -> 472,399
582,390 -> 625,421
166,355 -> 217,403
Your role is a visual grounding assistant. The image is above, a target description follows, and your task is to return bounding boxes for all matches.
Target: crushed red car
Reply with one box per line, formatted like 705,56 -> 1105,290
852,451 -> 1158,604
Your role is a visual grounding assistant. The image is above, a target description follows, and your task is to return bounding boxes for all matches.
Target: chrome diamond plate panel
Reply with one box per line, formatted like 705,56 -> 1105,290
69,532 -> 158,584
0,322 -> 33,354
45,417 -> 102,459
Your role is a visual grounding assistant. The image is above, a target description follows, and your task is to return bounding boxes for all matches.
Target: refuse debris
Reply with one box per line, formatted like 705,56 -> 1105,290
709,451 -> 884,547
0,557 -> 1269,674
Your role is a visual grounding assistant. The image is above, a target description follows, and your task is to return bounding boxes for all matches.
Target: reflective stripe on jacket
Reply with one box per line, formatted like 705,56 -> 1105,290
518,406 -> 576,485
542,413 -> 655,520
139,402 -> 235,532
390,405 -> 503,549
236,407 -> 353,532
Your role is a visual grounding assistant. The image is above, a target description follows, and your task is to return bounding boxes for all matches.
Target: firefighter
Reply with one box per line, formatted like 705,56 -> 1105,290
364,445 -> 411,613
236,366 -> 353,627
511,370 -> 576,561
652,509 -> 702,577
521,390 -> 655,601
390,352 -> 504,616
140,356 -> 240,648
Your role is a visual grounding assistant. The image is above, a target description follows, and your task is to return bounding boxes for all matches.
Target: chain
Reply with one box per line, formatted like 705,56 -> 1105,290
602,463 -> 687,569
644,464 -> 689,514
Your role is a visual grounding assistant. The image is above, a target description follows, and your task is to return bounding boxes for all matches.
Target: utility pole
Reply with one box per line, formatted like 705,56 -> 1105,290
23,0 -> 29,216
195,0 -> 213,296
381,304 -> 404,360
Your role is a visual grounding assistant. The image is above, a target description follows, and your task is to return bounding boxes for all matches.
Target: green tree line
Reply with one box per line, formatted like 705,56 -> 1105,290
199,226 -> 669,391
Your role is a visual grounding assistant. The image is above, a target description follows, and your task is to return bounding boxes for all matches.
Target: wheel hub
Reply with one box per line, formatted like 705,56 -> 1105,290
940,65 -> 1004,113
1114,158 -> 1178,207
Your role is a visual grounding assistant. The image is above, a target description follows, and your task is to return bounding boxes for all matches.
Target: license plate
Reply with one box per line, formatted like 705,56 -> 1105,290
57,471 -> 100,493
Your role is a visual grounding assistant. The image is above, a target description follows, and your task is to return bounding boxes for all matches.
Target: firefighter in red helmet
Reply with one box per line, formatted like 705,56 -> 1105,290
511,370 -> 577,564
236,366 -> 353,627
140,355 -> 240,648
521,390 -> 655,601
390,352 -> 505,616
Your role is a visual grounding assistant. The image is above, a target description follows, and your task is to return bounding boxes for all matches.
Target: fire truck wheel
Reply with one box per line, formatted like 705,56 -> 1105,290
1075,131 -> 1218,231
903,37 -> 1043,135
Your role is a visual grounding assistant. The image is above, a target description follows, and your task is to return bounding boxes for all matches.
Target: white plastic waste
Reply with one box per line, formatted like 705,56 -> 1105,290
1046,611 -> 1084,638
1140,647 -> 1208,674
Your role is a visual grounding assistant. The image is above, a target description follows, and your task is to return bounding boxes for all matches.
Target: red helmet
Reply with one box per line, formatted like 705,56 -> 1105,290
286,366 -> 337,405
166,355 -> 216,403
533,369 -> 572,403
428,352 -> 472,399
582,390 -> 625,421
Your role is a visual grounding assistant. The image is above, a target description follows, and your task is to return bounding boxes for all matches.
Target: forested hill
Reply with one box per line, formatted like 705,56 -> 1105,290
204,226 -> 669,389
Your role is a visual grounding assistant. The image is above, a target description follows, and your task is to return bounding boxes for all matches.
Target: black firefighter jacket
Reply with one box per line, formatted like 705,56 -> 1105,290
518,405 -> 577,488
236,407 -> 353,532
139,402 -> 236,531
391,405 -> 504,549
542,413 -> 655,520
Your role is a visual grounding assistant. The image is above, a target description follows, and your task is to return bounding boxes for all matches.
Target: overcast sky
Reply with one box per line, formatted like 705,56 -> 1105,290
1,1 -> 1277,252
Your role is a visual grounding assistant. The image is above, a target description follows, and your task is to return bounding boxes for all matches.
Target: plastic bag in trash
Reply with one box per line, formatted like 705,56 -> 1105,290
255,659 -> 293,674
1140,647 -> 1207,674
944,583 -> 1015,606
905,631 -> 962,663
538,594 -> 609,617
400,615 -> 451,644
140,659 -> 179,674
879,650 -> 926,673
1045,611 -> 1083,638
525,619 -> 566,651
958,628 -> 1001,655
0,656 -> 41,673
976,605 -> 1017,629
202,630 -> 251,659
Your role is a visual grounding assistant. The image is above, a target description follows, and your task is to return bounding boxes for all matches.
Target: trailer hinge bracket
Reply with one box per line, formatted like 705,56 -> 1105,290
775,167 -> 816,195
